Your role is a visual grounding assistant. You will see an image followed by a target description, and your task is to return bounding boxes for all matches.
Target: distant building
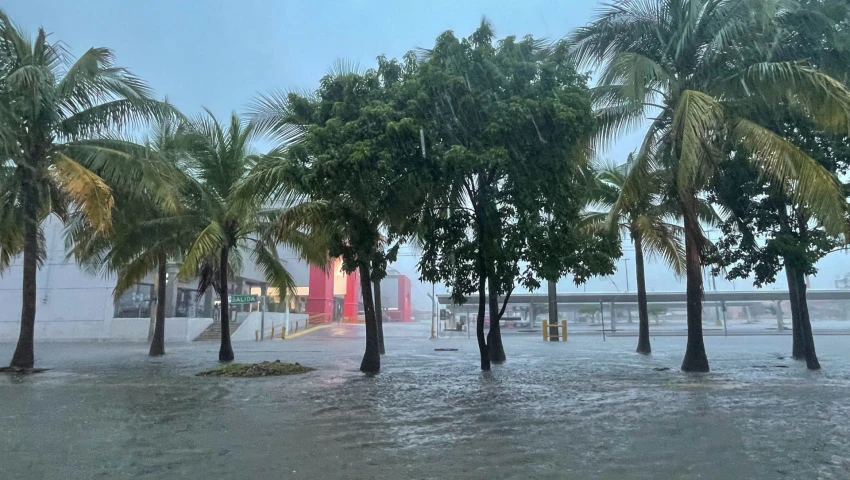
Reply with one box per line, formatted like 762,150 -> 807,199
0,218 -> 412,342
305,262 -> 412,322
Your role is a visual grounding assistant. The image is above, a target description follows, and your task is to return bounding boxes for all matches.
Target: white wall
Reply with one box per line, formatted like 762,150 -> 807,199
109,317 -> 213,342
0,218 -> 117,341
231,312 -> 309,341
0,216 -> 266,342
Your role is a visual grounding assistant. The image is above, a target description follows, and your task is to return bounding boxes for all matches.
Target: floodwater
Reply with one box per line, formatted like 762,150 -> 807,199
1,323 -> 849,480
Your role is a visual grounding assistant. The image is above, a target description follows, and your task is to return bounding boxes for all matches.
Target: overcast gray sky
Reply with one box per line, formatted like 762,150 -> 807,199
8,0 -> 850,309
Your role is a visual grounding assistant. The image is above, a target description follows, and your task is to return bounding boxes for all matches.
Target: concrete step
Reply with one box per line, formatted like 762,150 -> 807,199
194,321 -> 240,341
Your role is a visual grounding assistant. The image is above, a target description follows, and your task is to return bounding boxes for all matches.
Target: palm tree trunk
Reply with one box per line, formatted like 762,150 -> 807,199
784,264 -> 805,359
10,179 -> 39,369
218,249 -> 234,362
373,277 -> 385,355
634,231 -> 651,355
359,262 -> 380,373
148,257 -> 167,357
487,274 -> 506,364
795,270 -> 820,370
680,196 -> 709,372
794,213 -> 820,370
777,207 -> 805,359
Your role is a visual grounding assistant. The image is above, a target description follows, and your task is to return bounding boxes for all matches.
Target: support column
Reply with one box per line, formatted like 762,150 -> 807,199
609,302 -> 617,332
306,265 -> 334,317
343,269 -> 361,319
164,263 -> 179,317
775,300 -> 784,331
399,276 -> 412,322
530,303 -> 536,329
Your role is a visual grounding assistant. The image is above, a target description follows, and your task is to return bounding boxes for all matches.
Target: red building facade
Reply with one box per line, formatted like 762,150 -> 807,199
305,265 -> 411,322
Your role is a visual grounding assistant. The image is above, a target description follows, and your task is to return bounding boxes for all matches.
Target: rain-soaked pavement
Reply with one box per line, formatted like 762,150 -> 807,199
1,322 -> 849,480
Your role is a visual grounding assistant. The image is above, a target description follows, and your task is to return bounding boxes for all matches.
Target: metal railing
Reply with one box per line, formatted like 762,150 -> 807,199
340,316 -> 365,324
308,313 -> 334,326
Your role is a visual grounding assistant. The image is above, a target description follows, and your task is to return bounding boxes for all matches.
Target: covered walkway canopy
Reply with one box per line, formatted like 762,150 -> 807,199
437,290 -> 850,307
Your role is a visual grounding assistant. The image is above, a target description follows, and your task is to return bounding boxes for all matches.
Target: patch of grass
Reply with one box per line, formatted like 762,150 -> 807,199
196,360 -> 314,377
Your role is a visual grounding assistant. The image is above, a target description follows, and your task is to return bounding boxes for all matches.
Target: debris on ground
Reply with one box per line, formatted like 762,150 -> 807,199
197,360 -> 314,377
434,348 -> 459,352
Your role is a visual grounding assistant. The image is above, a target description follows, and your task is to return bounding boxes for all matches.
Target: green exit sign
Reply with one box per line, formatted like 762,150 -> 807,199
229,294 -> 259,304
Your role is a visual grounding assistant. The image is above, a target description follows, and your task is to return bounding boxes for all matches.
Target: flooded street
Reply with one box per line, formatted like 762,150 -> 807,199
1,323 -> 849,479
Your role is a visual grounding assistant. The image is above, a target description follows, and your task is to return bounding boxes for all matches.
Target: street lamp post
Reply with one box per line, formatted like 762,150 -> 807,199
624,258 -> 632,323
428,283 -> 437,340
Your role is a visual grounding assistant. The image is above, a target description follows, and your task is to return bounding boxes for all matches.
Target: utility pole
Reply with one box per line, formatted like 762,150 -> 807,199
428,283 -> 437,340
624,258 -> 630,293
421,126 -> 436,341
624,258 -> 632,324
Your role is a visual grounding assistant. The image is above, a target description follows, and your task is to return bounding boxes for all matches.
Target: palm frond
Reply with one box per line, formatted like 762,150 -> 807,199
114,252 -> 161,299
60,98 -> 177,140
179,221 -> 225,279
732,118 -> 847,235
246,88 -> 311,144
671,89 -> 724,192
733,62 -> 850,133
51,155 -> 114,233
251,241 -> 298,299
634,215 -> 686,276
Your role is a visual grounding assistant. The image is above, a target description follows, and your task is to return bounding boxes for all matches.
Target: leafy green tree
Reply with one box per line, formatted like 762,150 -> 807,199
247,60 -> 426,373
585,157 -> 686,355
707,0 -> 850,369
710,112 -> 850,369
0,10 -> 175,369
782,0 -> 850,84
415,22 -> 618,371
571,0 -> 850,371
178,111 -> 328,362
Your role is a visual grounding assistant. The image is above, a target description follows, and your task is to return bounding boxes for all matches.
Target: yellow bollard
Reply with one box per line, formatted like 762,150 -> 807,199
280,327 -> 286,340
542,320 -> 549,341
561,320 -> 568,341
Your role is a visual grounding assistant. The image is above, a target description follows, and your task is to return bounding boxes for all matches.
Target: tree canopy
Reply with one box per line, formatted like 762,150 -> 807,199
414,22 -> 620,370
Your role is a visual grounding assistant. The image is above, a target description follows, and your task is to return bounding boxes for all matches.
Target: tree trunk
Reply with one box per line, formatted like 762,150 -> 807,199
359,263 -> 380,373
634,232 -> 651,355
547,279 -> 559,342
373,277 -> 385,355
218,249 -> 235,362
10,178 -> 39,369
487,275 -> 506,364
680,196 -> 710,372
476,273 -> 490,371
785,265 -> 805,359
795,270 -> 820,370
148,257 -> 167,357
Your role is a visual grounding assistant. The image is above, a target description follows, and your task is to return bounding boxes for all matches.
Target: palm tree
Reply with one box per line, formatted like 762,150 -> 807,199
178,110 -> 328,362
66,120 -> 195,357
571,0 -> 850,371
0,10 -> 174,369
586,157 -> 687,355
